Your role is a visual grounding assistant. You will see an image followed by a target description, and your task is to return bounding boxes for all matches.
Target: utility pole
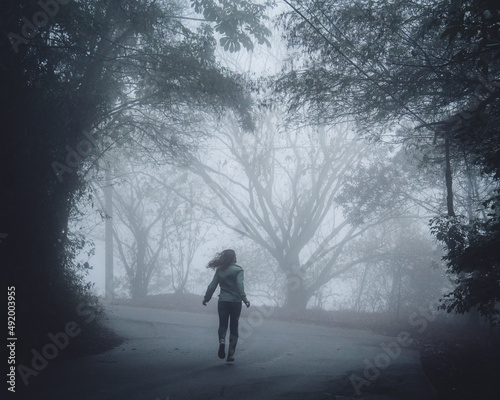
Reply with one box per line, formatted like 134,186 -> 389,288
445,134 -> 455,217
104,168 -> 114,300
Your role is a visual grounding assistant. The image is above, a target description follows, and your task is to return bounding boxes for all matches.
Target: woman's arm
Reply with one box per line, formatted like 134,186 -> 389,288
203,272 -> 219,305
236,270 -> 250,307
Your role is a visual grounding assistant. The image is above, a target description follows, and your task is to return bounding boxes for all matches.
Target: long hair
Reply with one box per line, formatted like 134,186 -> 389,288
207,249 -> 236,270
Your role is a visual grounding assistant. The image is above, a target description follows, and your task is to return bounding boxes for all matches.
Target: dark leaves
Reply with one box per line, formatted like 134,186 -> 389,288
191,0 -> 271,52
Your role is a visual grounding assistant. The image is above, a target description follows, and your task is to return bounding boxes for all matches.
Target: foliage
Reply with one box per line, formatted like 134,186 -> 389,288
192,0 -> 273,52
431,197 -> 500,324
335,150 -> 419,224
277,0 -> 499,137
0,0 -> 271,356
278,0 -> 500,322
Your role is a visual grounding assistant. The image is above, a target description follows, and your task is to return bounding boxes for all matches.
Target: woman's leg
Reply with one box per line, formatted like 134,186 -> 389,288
217,302 -> 230,359
217,302 -> 230,342
228,301 -> 242,357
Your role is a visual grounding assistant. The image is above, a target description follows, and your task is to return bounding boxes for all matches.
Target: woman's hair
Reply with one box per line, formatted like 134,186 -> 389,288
207,249 -> 236,270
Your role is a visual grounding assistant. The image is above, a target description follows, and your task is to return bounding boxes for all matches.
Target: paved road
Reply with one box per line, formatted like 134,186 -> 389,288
20,305 -> 436,400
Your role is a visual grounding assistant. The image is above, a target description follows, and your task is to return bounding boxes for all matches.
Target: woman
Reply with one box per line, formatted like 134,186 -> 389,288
202,249 -> 250,362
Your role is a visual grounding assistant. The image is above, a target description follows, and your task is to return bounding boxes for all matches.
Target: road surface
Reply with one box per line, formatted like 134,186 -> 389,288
20,305 -> 436,400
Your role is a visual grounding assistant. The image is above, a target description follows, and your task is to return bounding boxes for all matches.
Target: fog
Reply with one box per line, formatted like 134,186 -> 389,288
3,1 -> 499,399
78,117 -> 448,315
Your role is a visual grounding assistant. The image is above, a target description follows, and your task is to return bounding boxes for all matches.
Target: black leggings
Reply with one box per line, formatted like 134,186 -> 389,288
217,301 -> 242,353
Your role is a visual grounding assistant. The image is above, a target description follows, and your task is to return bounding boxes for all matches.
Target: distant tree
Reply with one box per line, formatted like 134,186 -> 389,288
340,220 -> 447,317
188,111 -> 414,309
110,169 -> 180,301
91,152 -> 213,299
162,181 -> 213,295
383,224 -> 447,318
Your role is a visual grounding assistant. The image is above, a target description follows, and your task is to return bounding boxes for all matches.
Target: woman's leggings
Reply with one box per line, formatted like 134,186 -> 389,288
217,301 -> 242,353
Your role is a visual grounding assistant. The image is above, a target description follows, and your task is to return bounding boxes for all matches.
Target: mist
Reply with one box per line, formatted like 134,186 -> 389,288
3,1 -> 499,399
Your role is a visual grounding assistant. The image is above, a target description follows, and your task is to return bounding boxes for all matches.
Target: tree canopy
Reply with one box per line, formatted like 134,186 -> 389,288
278,0 -> 500,322
1,0 -> 271,358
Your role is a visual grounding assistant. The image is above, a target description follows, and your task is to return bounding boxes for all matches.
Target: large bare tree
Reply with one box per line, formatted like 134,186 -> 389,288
188,112 -> 408,309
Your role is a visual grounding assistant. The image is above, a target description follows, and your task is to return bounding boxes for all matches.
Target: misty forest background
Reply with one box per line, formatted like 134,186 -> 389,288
1,0 -> 499,359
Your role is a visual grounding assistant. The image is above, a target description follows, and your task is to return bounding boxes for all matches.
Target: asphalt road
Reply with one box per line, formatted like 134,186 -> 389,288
19,305 -> 436,400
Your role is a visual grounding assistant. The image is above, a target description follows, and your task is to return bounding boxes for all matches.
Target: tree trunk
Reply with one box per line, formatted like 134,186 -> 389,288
387,265 -> 403,319
283,272 -> 312,310
284,293 -> 310,309
130,234 -> 149,300
355,264 -> 369,312
445,134 -> 456,217
104,169 -> 114,300
130,276 -> 148,301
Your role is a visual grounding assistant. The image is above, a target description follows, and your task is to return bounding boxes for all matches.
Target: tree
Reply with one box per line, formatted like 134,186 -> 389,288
110,168 -> 180,300
0,0 -> 271,356
188,110 -> 412,309
89,144 -> 216,299
162,180 -> 213,295
277,0 -> 500,322
277,0 -> 499,213
338,219 -> 447,316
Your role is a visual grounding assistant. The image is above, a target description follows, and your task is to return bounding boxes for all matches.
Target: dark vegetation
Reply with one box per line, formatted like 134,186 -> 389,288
0,0 -> 269,359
